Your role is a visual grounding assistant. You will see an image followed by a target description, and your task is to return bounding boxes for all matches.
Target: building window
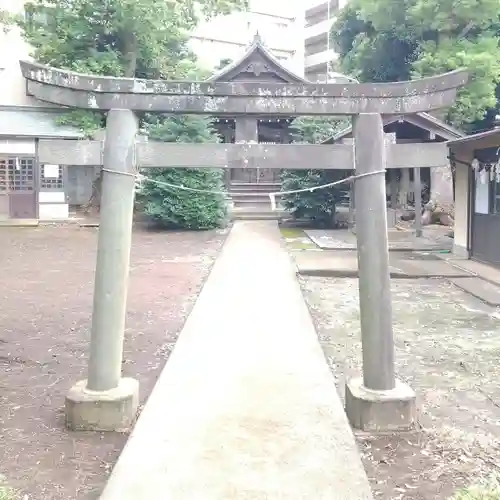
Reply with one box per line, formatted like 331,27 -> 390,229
474,173 -> 490,214
0,157 -> 35,192
41,164 -> 64,190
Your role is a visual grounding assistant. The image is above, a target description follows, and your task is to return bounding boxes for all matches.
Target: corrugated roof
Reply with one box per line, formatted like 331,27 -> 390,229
0,106 -> 83,138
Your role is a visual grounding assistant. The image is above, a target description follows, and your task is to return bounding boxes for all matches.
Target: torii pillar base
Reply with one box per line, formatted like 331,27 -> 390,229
65,378 -> 139,432
345,378 -> 416,432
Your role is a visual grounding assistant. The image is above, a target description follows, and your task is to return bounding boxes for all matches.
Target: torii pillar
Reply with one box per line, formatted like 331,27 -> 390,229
346,114 -> 416,431
65,109 -> 140,431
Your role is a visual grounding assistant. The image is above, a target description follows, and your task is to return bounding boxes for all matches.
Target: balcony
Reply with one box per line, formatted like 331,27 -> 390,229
304,49 -> 338,72
305,0 -> 339,20
304,17 -> 336,46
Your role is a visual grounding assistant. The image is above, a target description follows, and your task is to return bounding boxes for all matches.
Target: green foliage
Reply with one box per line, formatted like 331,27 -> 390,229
18,0 -> 244,227
280,118 -> 350,227
0,9 -> 20,32
0,479 -> 16,500
451,475 -> 500,499
332,0 -> 500,129
216,58 -> 233,70
136,116 -> 228,229
19,0 -> 247,135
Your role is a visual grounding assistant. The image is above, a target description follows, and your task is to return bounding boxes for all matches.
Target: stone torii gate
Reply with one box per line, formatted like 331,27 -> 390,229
20,60 -> 467,432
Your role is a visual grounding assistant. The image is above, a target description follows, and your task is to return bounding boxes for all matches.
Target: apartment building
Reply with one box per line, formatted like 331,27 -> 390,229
190,0 -> 305,76
304,0 -> 349,82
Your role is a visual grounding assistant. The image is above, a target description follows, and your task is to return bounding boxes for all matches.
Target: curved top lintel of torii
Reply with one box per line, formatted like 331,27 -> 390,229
18,59 -> 469,116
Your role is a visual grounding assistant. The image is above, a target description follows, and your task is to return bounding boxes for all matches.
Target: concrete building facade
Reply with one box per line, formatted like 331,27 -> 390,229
190,0 -> 305,76
304,0 -> 349,82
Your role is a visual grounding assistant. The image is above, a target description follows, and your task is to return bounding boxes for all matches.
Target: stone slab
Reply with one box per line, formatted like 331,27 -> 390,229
446,258 -> 500,288
395,259 -> 474,278
449,277 -> 500,307
345,378 -> 417,432
100,221 -> 373,500
293,251 -> 472,279
306,229 -> 452,252
0,219 -> 39,227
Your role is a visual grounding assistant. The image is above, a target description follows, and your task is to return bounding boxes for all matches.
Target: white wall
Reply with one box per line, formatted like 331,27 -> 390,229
0,0 -> 42,106
453,160 -> 471,258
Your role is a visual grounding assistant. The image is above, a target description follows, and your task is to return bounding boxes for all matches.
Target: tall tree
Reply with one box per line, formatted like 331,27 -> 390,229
332,0 -> 500,129
19,0 -> 246,227
20,0 -> 247,134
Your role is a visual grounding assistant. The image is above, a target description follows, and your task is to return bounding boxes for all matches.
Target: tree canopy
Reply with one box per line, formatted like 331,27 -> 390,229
18,0 -> 246,228
21,0 -> 247,78
19,0 -> 247,134
332,0 -> 500,129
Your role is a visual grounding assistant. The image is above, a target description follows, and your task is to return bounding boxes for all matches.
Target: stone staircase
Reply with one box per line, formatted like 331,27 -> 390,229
229,182 -> 287,220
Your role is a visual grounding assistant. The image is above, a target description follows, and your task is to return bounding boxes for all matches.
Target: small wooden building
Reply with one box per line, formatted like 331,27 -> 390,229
324,113 -> 463,210
0,105 -> 82,223
449,128 -> 500,266
208,33 -> 307,188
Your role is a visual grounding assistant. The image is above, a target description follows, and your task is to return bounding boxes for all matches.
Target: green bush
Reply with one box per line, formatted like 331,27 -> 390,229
280,169 -> 348,227
280,117 -> 350,228
137,115 -> 228,230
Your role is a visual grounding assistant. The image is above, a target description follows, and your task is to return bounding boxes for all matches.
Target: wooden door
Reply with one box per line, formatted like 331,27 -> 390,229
0,157 -> 37,219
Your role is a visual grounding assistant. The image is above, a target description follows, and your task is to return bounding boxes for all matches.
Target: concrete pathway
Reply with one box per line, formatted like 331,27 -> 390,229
100,221 -> 372,500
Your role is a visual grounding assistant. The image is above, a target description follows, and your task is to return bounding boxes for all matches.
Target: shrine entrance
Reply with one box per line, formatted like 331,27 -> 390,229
19,53 -> 467,436
210,35 -> 303,190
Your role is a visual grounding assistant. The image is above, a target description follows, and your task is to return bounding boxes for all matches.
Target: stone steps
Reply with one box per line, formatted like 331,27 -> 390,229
231,206 -> 286,220
229,182 -> 281,192
229,182 -> 284,220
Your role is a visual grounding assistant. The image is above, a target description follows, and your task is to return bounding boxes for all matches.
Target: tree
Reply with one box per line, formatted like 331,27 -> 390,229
20,0 -> 247,134
19,0 -> 245,227
136,115 -> 228,229
216,58 -> 233,70
332,0 -> 500,228
0,8 -> 19,33
332,0 -> 500,129
280,117 -> 350,228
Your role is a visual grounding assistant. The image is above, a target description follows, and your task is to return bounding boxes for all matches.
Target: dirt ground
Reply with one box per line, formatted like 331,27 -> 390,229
301,276 -> 500,499
0,224 -> 227,499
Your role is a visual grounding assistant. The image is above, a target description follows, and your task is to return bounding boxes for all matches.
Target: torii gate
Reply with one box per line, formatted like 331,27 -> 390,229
19,60 -> 468,432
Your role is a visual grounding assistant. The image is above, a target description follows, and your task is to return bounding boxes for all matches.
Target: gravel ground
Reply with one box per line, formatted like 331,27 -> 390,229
0,224 -> 227,499
300,276 -> 500,499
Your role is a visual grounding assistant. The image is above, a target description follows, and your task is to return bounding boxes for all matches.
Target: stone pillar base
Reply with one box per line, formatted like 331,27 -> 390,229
65,378 -> 139,432
345,377 -> 416,432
